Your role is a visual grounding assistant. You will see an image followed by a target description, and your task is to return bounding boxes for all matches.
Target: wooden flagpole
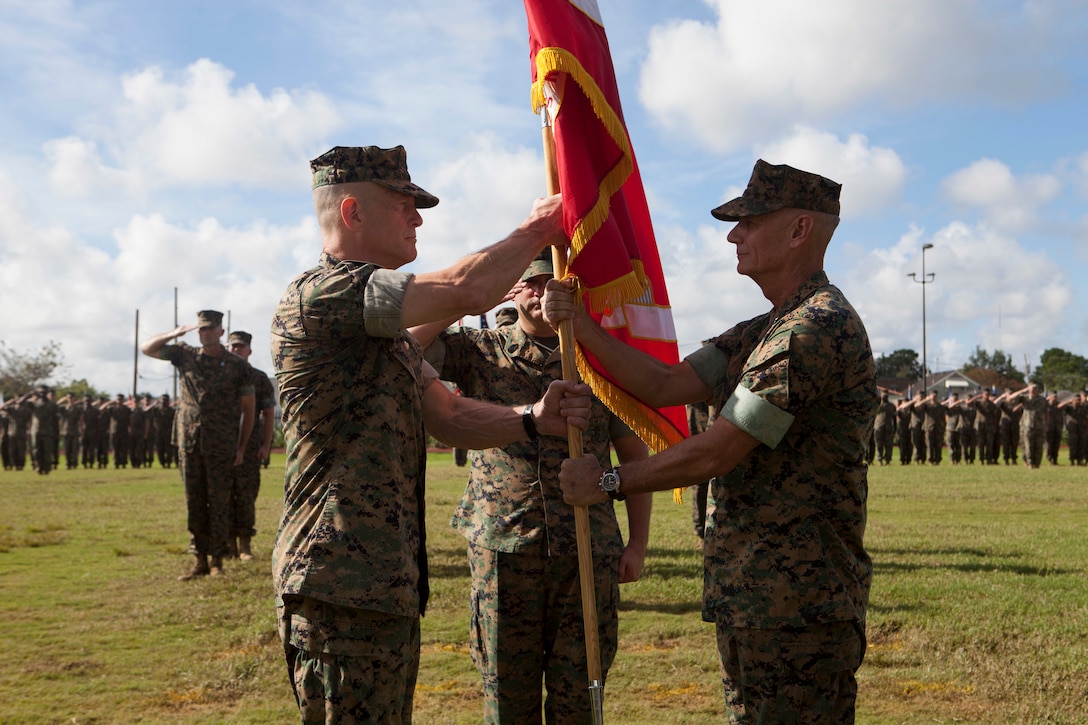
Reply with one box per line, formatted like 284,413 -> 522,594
541,108 -> 605,723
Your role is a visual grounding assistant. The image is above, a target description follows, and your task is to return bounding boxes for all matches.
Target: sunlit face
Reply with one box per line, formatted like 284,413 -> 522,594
725,209 -> 797,279
515,274 -> 552,332
352,185 -> 423,269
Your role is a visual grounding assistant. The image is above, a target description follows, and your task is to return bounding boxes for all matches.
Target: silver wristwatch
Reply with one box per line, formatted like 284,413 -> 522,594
598,466 -> 625,501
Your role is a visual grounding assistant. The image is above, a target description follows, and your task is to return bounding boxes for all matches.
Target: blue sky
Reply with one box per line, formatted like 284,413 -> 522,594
1,0 -> 1087,396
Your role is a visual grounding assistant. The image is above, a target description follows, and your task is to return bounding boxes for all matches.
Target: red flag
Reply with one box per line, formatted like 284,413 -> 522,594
525,0 -> 687,453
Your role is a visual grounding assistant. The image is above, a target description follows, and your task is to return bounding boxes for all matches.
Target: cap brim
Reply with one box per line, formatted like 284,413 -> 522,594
375,181 -> 439,209
711,198 -> 782,222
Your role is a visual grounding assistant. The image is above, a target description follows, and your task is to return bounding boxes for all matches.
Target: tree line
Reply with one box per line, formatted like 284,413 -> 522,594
876,346 -> 1088,392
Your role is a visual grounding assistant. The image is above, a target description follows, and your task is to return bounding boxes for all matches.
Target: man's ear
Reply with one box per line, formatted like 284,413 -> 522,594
788,213 -> 814,248
341,196 -> 361,229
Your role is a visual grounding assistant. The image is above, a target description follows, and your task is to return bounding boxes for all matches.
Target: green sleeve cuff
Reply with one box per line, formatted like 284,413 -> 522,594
720,384 -> 794,448
364,269 -> 413,338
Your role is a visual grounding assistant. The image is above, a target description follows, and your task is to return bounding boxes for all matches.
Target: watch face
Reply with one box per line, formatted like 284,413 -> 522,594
600,471 -> 620,491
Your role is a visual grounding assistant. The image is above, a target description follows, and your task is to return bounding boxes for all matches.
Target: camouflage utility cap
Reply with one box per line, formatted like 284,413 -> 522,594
197,310 -> 223,329
310,145 -> 439,209
521,249 -> 554,281
712,159 -> 841,221
229,330 -> 253,346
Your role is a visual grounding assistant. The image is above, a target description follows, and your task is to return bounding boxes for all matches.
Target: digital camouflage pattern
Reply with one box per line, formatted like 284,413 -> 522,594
716,620 -> 864,723
711,159 -> 841,221
1019,392 -> 1047,467
467,543 -> 619,725
271,252 -> 432,619
160,342 -> 254,558
161,344 -> 254,460
430,323 -> 628,557
309,145 -> 439,209
428,322 -> 631,723
279,596 -> 420,724
688,271 -> 876,630
230,366 -> 276,538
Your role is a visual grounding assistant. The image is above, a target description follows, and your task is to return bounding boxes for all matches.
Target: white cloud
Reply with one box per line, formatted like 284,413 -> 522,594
754,126 -> 908,217
47,59 -> 342,199
941,158 -> 1060,230
639,0 -> 1066,153
845,220 -> 1071,369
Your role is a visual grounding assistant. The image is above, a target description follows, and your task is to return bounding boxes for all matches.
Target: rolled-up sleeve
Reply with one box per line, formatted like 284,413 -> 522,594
363,268 -> 414,338
720,385 -> 794,448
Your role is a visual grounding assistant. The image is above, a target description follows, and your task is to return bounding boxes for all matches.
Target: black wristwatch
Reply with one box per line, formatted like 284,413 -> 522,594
598,466 -> 625,501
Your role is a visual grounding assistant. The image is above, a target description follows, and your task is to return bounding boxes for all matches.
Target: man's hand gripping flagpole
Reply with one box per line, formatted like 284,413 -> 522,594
541,107 -> 606,724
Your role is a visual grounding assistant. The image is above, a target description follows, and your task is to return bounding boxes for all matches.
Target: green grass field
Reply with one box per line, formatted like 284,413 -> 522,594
1,452 -> 1085,723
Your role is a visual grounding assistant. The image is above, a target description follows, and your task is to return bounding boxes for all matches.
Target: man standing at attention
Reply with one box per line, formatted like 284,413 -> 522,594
226,330 -> 277,561
270,145 -> 591,723
545,160 -> 875,722
411,251 -> 652,724
141,309 -> 256,580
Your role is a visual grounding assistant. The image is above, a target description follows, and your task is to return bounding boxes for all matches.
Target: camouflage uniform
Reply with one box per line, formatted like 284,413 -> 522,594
686,271 -> 875,722
960,404 -> 977,464
972,396 -> 997,464
998,396 -> 1020,464
687,400 -> 713,536
908,394 -> 926,463
160,342 -> 254,560
945,400 -> 963,464
872,397 -> 895,465
28,390 -> 58,475
95,397 -> 111,467
129,400 -> 147,468
58,396 -> 81,469
1045,396 -> 1062,465
7,402 -> 30,470
0,408 -> 9,469
895,402 -> 912,465
922,395 -> 945,464
229,366 -> 276,541
79,397 -> 98,468
427,322 -> 632,724
271,253 -> 433,723
1019,392 -> 1047,468
108,398 -> 131,468
155,397 -> 177,468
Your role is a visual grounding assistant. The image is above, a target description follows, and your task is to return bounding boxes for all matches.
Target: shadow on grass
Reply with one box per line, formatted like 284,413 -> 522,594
869,546 -> 1081,576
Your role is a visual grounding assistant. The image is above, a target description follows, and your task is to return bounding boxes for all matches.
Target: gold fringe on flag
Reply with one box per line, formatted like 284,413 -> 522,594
531,46 -> 647,315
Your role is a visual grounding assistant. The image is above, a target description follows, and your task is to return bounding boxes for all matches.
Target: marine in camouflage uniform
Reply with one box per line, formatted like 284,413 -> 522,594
1044,392 -> 1062,465
270,145 -> 573,724
226,330 -> 277,561
895,397 -> 913,465
79,394 -> 99,468
944,394 -> 964,464
58,393 -> 82,469
106,394 -> 131,469
5,394 -> 32,470
415,253 -> 651,724
996,389 -> 1020,464
959,398 -> 977,464
129,395 -> 148,468
142,309 -> 255,580
873,393 -> 896,465
550,161 -> 874,723
971,390 -> 997,465
28,385 -> 59,475
1014,384 -> 1047,469
922,391 -> 945,465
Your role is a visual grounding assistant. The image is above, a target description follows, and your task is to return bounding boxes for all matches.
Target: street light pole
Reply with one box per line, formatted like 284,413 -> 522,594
908,243 -> 935,395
